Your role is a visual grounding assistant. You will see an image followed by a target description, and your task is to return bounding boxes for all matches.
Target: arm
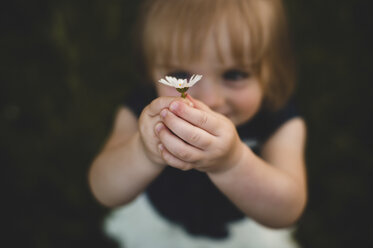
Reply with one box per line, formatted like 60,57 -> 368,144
208,117 -> 307,228
88,97 -> 182,207
156,97 -> 307,228
88,107 -> 163,207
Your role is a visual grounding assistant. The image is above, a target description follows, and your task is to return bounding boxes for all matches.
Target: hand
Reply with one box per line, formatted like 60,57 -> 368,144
155,95 -> 245,173
138,96 -> 193,166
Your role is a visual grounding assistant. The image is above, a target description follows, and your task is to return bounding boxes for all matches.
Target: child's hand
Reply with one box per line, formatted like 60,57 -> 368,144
138,96 -> 193,166
155,95 -> 245,174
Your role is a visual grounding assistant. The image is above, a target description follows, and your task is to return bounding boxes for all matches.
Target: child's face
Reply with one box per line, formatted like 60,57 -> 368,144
152,38 -> 263,126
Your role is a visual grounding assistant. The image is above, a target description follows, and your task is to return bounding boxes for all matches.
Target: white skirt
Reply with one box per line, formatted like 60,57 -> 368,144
104,194 -> 300,248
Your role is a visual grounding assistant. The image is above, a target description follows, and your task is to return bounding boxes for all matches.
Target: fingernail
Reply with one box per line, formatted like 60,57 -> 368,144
155,123 -> 163,134
170,102 -> 179,111
186,95 -> 194,107
158,143 -> 164,152
160,109 -> 167,118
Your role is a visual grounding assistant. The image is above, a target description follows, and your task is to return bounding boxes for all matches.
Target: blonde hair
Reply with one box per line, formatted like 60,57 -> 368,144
134,0 -> 295,110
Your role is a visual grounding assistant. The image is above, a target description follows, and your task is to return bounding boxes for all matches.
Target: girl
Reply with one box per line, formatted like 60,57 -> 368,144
89,0 -> 307,247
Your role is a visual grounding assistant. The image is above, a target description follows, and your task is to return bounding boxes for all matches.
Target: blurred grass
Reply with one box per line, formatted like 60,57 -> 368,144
1,0 -> 372,247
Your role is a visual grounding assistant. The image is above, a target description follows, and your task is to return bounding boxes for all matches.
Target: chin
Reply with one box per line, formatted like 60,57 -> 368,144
227,116 -> 241,126
231,114 -> 254,126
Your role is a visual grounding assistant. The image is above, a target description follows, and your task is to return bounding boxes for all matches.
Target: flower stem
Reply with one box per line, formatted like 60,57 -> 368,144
177,87 -> 189,98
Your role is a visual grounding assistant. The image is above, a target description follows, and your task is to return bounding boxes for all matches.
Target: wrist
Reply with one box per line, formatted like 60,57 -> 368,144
135,132 -> 166,172
207,142 -> 254,186
208,140 -> 248,176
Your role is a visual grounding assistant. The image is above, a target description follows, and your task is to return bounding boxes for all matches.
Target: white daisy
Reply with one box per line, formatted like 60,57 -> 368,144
158,75 -> 202,98
159,74 -> 202,88
158,74 -> 202,98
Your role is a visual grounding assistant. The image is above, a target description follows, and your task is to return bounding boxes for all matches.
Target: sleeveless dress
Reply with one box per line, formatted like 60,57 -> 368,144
105,84 -> 301,248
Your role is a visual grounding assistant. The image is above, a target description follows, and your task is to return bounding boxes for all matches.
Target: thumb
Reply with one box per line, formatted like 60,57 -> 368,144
146,96 -> 179,116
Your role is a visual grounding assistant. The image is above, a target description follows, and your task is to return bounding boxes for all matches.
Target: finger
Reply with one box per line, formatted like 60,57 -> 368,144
147,96 -> 179,116
155,122 -> 203,163
158,144 -> 193,171
147,96 -> 194,116
160,109 -> 213,150
168,100 -> 220,135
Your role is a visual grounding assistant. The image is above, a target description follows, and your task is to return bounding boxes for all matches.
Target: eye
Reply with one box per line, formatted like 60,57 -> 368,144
222,69 -> 250,81
168,70 -> 191,80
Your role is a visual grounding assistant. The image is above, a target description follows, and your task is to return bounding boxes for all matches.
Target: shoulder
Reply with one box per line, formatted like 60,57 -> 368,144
260,97 -> 307,162
102,106 -> 138,152
113,107 -> 138,132
261,117 -> 307,179
264,117 -> 306,150
103,84 -> 156,151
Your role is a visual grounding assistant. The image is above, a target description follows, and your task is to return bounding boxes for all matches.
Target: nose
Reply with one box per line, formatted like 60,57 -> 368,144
191,78 -> 225,110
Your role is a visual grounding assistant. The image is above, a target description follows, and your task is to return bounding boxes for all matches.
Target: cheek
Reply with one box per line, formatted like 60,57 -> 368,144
240,87 -> 262,109
231,83 -> 263,120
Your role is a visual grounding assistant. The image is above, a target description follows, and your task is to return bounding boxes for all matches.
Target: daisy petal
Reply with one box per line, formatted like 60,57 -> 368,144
188,74 -> 203,87
159,78 -> 172,86
166,76 -> 178,86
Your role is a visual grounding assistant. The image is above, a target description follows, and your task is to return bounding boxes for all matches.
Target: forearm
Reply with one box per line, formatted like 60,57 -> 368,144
208,143 -> 307,228
89,132 -> 165,207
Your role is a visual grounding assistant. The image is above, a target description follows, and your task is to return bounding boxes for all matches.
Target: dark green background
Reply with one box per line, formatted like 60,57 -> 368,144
1,0 -> 372,247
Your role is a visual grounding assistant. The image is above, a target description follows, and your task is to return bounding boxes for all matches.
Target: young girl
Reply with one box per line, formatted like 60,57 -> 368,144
89,0 -> 307,247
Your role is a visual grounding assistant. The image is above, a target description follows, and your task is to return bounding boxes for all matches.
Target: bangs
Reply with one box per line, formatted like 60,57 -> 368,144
141,0 -> 272,70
